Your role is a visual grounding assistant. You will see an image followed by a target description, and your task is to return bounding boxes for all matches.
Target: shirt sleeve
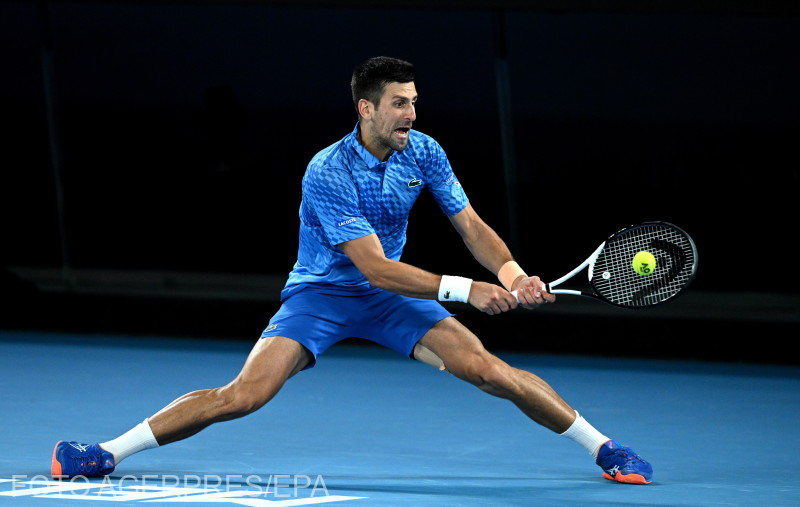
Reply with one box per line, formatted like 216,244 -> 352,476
423,139 -> 469,216
303,164 -> 375,247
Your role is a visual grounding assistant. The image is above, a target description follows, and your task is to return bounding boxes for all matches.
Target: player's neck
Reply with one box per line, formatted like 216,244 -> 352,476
357,125 -> 393,162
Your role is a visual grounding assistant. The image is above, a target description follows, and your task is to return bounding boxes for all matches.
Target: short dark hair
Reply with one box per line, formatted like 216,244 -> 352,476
351,56 -> 415,114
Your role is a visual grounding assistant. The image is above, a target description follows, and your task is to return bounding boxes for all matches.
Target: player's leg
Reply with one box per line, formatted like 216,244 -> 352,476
416,317 -> 652,484
52,336 -> 312,478
146,335 -> 312,444
417,317 -> 576,431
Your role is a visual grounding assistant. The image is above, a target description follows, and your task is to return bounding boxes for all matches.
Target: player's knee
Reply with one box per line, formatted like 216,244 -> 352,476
213,383 -> 270,419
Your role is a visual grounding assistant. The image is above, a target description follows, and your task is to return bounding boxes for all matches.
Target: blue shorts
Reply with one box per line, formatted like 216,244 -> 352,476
260,284 -> 453,370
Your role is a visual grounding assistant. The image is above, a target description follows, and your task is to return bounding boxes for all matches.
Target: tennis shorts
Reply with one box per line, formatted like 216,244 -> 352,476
260,284 -> 453,370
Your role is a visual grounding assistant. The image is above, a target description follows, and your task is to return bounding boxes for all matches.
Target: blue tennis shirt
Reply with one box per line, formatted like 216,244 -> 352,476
282,123 -> 469,295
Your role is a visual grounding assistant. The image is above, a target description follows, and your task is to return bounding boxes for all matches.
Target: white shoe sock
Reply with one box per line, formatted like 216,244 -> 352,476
100,419 -> 159,464
560,411 -> 609,459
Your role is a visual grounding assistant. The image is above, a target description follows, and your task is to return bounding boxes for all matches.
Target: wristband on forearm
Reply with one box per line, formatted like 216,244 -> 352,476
438,275 -> 473,303
498,260 -> 527,291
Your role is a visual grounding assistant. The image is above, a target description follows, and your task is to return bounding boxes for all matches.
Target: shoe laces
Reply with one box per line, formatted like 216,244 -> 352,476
612,446 -> 649,465
70,448 -> 110,473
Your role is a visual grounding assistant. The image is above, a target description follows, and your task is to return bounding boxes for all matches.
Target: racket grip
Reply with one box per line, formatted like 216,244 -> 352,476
510,284 -> 549,302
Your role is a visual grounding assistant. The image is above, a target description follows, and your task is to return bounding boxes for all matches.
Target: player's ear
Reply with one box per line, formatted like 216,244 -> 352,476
357,99 -> 372,119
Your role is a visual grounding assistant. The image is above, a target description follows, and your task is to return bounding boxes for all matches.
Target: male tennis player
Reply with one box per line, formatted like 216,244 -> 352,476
51,56 -> 652,485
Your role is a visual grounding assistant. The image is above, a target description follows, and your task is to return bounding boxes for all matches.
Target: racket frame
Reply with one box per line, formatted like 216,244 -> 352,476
512,222 -> 697,309
544,241 -> 606,296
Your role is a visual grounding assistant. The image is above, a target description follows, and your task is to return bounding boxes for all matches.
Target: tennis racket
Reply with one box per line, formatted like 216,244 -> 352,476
513,222 -> 698,309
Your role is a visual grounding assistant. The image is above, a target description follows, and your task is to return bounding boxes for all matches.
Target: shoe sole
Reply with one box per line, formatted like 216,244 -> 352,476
51,441 -> 64,479
603,472 -> 652,485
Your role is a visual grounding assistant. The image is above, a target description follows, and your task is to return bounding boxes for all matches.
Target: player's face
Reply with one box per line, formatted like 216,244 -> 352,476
366,81 -> 417,155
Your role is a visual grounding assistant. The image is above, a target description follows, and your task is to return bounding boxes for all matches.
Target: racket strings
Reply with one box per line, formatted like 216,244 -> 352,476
592,225 -> 696,308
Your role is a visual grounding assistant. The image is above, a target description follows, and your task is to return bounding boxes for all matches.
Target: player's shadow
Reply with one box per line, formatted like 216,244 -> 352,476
293,473 -> 603,500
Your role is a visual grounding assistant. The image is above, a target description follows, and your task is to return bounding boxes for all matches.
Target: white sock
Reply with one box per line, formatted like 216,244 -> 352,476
560,411 -> 609,459
100,419 -> 159,464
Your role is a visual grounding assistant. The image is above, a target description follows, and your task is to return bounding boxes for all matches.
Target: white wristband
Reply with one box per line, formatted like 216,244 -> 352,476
438,275 -> 473,303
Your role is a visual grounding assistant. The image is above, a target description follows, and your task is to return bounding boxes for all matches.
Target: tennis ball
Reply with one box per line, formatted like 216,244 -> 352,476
632,251 -> 656,276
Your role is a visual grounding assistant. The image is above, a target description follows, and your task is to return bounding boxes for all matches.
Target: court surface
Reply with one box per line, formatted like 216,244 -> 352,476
2,330 -> 799,506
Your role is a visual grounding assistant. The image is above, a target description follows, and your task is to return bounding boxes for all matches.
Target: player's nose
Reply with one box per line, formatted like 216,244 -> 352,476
405,104 -> 416,122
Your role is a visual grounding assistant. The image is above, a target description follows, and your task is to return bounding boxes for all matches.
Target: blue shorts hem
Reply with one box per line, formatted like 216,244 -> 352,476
260,286 -> 453,369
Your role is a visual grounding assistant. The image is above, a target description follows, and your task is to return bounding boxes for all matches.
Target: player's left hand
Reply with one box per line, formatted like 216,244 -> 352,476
514,276 -> 556,309
467,281 -> 519,315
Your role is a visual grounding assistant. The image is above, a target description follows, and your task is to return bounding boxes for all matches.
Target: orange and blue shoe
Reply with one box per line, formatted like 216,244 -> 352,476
51,441 -> 115,479
596,440 -> 653,484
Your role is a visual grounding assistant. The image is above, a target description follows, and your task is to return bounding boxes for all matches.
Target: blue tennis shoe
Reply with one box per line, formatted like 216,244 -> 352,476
51,441 -> 115,479
596,440 -> 653,484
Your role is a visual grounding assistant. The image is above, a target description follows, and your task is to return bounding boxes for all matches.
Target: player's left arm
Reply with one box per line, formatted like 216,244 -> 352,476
448,204 -> 554,306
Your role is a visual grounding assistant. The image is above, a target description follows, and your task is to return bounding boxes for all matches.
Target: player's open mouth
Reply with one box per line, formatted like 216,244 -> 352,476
394,127 -> 410,137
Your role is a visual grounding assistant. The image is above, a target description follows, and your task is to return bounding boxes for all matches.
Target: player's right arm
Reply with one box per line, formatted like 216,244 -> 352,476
340,234 -> 517,316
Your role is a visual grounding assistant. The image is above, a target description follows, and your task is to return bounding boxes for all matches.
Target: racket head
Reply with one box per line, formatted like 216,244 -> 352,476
588,222 -> 698,309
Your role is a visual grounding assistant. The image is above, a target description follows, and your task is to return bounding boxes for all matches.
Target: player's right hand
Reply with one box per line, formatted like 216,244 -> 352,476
514,276 -> 556,309
468,281 -> 518,315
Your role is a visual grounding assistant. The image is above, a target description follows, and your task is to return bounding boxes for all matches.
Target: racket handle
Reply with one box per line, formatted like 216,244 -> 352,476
510,284 -> 549,302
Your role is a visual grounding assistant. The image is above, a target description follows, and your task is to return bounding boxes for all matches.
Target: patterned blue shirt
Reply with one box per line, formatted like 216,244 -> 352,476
283,123 -> 469,295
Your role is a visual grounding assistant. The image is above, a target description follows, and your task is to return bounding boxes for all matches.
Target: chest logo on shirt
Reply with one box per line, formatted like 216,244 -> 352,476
407,178 -> 423,188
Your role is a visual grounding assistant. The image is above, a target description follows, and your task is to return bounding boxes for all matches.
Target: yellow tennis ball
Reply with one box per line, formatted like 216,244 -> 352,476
632,251 -> 656,276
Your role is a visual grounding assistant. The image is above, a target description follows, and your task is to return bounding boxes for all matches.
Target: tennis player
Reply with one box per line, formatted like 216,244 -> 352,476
51,56 -> 652,485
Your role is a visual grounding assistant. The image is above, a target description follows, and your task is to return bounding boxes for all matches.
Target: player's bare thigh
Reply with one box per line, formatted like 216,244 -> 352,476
235,336 -> 313,387
214,335 -> 314,415
415,317 -> 493,379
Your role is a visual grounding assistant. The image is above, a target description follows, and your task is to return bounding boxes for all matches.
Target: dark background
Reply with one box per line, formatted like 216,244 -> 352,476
1,1 -> 798,363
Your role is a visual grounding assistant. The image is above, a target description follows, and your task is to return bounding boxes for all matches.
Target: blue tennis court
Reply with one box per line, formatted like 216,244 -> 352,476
2,330 -> 799,506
